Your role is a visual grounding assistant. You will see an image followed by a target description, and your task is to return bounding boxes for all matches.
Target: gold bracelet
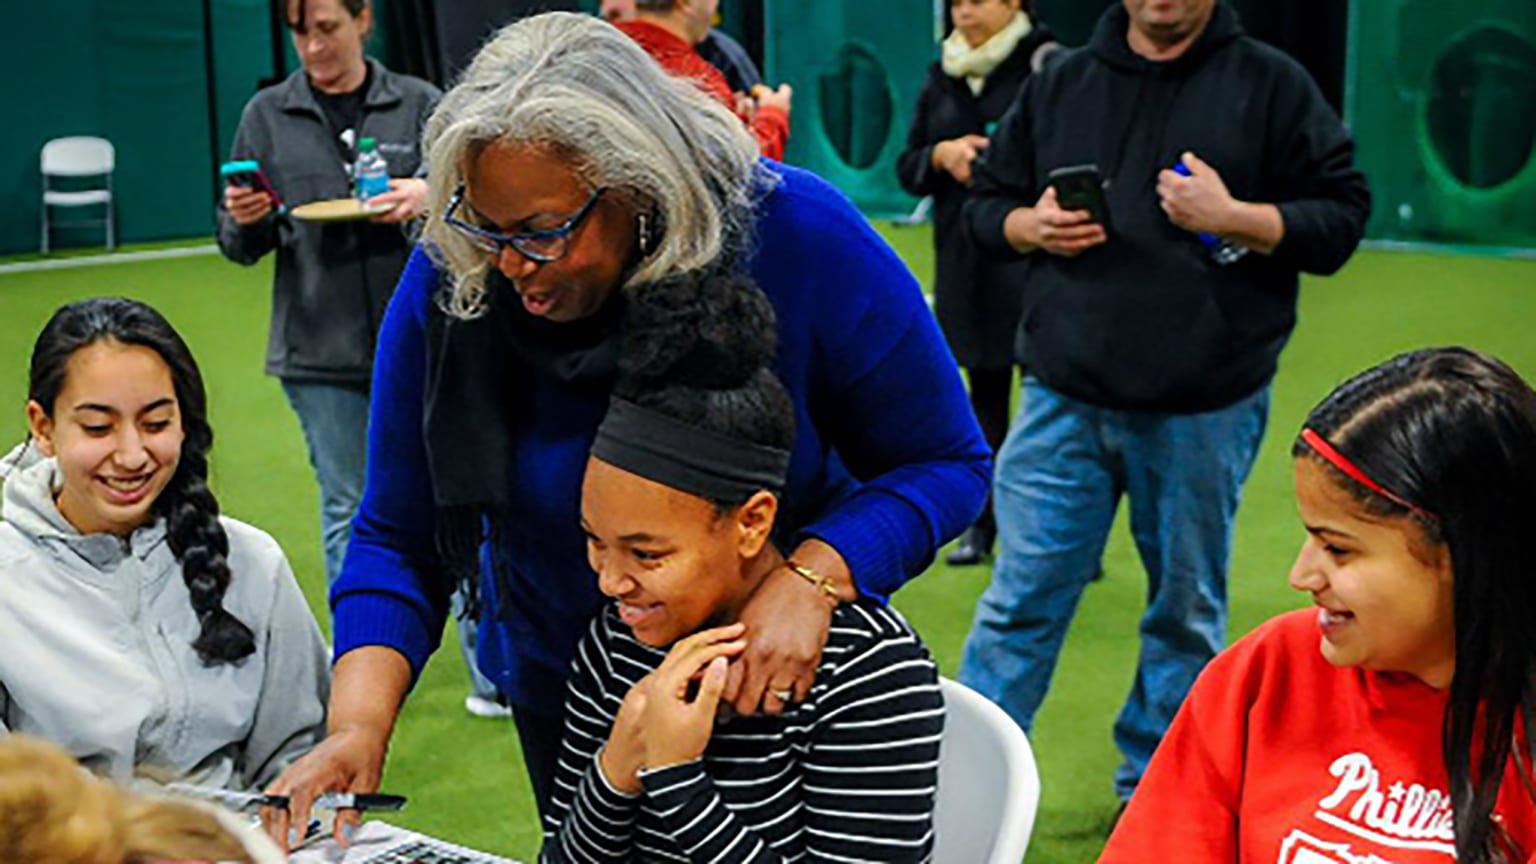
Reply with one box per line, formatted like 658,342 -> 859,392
784,560 -> 841,605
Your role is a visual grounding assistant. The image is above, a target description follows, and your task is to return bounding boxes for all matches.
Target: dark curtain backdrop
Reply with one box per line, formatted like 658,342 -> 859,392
385,0 -> 442,85
719,0 -> 766,81
385,0 -> 580,88
1231,0 -> 1347,113
1005,0 -> 1348,113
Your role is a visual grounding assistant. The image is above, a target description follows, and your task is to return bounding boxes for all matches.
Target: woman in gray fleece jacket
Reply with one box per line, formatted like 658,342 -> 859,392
0,297 -> 329,792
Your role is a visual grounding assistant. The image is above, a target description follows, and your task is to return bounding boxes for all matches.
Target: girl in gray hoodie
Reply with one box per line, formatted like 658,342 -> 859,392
0,297 -> 329,792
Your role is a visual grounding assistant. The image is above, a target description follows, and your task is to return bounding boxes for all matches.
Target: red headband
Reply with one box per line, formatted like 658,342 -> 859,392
1300,428 -> 1437,520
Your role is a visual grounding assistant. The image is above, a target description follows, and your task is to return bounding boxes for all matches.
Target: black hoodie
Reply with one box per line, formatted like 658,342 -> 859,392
966,3 -> 1370,413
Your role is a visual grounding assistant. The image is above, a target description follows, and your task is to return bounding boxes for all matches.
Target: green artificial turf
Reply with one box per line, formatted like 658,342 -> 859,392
0,234 -> 1532,863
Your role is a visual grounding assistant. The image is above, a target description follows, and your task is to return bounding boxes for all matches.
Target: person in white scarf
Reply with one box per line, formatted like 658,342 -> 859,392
897,0 -> 1057,566
944,1 -> 1034,93
934,0 -> 1032,181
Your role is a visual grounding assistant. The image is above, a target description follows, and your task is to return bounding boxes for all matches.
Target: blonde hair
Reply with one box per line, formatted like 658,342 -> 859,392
0,735 -> 277,864
419,11 -> 772,319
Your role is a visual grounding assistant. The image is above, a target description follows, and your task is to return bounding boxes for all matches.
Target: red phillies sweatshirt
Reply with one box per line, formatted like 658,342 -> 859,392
1101,609 -> 1536,864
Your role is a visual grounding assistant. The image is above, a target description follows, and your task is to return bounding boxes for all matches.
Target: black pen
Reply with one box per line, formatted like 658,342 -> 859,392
167,784 -> 407,813
261,792 -> 408,812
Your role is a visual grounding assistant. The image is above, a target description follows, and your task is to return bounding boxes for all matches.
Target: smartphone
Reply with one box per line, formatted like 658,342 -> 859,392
220,159 -> 284,212
1047,163 -> 1112,233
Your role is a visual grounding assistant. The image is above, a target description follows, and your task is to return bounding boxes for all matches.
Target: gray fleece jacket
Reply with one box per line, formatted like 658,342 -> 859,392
216,60 -> 441,385
0,445 -> 330,791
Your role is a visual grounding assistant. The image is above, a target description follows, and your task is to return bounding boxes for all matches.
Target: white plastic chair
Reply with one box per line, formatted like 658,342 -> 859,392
932,677 -> 1041,864
41,136 -> 115,253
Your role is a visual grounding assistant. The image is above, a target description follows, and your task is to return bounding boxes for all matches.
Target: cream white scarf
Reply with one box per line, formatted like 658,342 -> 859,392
942,12 -> 1033,95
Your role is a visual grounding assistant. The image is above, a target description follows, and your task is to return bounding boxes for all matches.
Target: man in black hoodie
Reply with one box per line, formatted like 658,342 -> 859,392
958,0 -> 1370,802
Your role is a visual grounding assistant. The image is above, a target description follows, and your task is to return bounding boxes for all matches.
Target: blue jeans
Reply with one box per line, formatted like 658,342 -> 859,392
281,380 -> 370,586
959,378 -> 1269,798
450,587 -> 501,701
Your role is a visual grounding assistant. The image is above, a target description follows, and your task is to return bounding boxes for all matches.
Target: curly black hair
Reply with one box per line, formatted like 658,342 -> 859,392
617,269 -> 795,508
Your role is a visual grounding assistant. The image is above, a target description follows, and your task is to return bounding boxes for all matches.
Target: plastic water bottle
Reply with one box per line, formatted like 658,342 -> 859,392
354,137 -> 391,203
1172,161 -> 1248,266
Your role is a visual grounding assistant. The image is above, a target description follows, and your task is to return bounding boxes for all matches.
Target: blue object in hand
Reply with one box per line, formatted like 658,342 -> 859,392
1171,162 -> 1220,250
1172,160 -> 1247,265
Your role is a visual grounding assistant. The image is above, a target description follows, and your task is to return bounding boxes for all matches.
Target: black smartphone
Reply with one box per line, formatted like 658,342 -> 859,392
1047,163 -> 1112,233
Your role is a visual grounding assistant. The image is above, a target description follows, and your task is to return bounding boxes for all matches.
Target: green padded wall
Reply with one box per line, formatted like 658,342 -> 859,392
764,0 -> 936,216
0,1 -> 217,254
211,0 -> 277,173
1348,0 -> 1536,248
1,0 -> 412,256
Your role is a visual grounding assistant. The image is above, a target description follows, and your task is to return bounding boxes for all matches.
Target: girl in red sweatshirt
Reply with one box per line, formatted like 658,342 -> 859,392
1102,347 -> 1536,864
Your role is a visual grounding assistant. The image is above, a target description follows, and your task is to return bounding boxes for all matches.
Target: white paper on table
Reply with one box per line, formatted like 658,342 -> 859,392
287,820 -> 525,864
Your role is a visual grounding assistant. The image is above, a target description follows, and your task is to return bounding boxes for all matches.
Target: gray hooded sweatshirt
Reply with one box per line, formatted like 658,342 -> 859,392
0,444 -> 330,790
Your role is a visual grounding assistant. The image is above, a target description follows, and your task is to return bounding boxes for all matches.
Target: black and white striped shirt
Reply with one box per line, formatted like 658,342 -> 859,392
541,600 -> 944,863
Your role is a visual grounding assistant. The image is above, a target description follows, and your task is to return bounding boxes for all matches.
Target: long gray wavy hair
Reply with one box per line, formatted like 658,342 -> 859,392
419,11 -> 772,319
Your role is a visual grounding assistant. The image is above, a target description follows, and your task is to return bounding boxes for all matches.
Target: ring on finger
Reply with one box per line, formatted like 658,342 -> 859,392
768,687 -> 794,702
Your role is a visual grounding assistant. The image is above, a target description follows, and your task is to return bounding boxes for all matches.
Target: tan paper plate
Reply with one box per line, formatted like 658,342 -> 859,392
289,198 -> 392,222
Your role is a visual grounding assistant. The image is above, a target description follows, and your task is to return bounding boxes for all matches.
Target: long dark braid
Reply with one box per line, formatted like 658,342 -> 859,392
154,418 -> 255,665
28,298 -> 255,665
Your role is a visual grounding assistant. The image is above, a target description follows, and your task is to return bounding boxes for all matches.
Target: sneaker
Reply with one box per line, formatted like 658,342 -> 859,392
945,526 -> 994,567
464,694 -> 513,719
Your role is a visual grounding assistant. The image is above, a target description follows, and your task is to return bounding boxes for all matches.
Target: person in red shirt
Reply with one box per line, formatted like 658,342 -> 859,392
608,0 -> 791,161
1102,347 -> 1536,864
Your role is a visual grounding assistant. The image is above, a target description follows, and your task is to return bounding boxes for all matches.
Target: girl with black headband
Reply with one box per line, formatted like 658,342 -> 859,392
541,273 -> 944,863
266,12 -> 987,843
0,298 -> 329,794
1102,347 -> 1536,863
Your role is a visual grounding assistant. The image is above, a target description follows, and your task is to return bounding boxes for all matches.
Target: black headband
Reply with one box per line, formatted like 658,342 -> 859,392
591,397 -> 791,503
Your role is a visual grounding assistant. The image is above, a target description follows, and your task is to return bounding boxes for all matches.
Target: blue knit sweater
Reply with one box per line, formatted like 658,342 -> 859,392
331,164 -> 990,715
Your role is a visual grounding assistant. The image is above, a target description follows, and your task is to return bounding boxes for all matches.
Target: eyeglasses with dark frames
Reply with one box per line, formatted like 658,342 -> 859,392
442,183 -> 605,264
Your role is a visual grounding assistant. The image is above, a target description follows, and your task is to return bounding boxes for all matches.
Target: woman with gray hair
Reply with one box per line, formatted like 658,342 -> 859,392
263,11 -> 988,849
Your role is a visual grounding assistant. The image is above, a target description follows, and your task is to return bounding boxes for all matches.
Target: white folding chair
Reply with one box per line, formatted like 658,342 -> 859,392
41,136 -> 115,253
932,677 -> 1041,864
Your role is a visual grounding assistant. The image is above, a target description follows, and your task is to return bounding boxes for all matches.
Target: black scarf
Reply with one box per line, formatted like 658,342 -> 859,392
423,271 -> 625,620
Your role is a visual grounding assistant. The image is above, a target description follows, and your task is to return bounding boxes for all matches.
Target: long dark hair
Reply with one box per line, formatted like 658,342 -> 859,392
1294,347 -> 1536,863
286,0 -> 368,33
28,297 -> 256,666
616,269 -> 795,511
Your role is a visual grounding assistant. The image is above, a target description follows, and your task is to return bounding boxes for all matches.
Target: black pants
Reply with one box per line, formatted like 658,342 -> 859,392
512,705 -> 565,823
966,367 -> 1018,537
